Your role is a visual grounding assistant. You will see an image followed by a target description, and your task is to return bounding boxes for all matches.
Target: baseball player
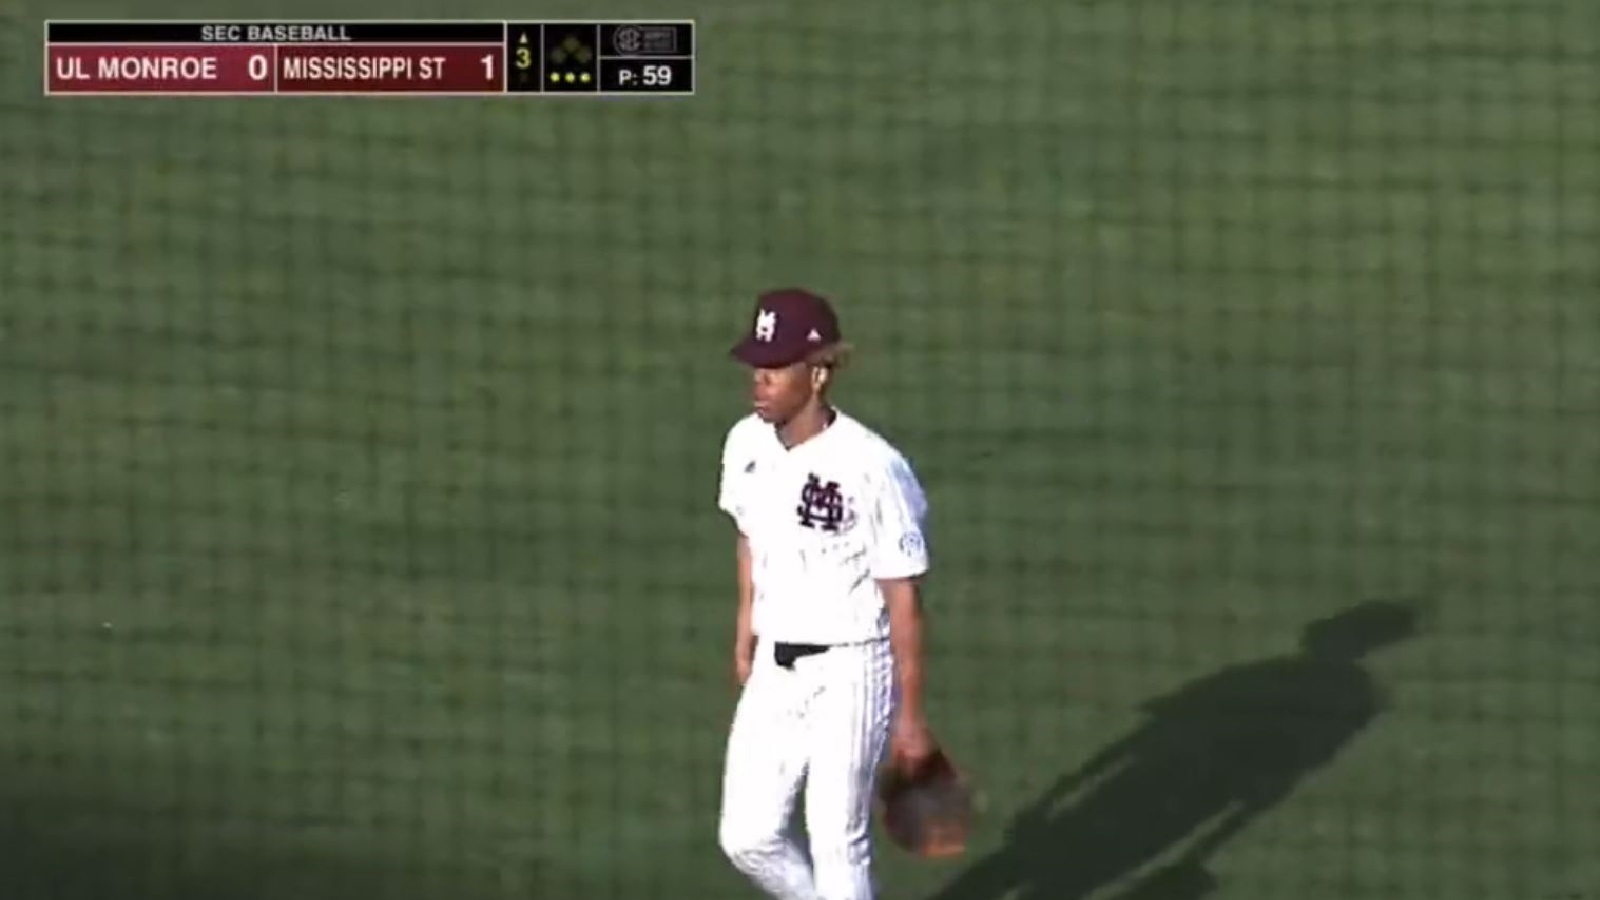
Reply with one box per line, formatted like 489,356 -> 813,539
715,288 -> 939,900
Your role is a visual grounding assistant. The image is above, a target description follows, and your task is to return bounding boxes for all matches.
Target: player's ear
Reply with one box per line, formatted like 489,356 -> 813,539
810,363 -> 831,391
807,343 -> 849,391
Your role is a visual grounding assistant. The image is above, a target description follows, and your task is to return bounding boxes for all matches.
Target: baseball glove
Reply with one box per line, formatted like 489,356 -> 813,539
876,747 -> 975,858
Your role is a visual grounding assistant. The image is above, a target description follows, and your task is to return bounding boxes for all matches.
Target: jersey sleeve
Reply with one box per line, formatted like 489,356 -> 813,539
717,425 -> 747,533
867,454 -> 930,580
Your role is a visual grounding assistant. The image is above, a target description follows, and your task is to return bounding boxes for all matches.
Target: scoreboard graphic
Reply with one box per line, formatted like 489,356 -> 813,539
44,20 -> 695,97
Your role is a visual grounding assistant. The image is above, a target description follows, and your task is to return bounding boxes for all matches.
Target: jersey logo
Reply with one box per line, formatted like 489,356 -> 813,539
796,473 -> 846,532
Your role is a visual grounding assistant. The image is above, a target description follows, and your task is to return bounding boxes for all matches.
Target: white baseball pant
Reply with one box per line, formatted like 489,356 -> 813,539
718,637 -> 896,900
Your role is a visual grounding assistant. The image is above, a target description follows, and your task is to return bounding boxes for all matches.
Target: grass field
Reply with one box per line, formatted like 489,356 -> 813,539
2,0 -> 1598,898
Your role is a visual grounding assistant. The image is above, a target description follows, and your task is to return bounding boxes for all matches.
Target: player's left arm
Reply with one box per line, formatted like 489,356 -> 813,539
882,576 -> 927,729
869,455 -> 933,743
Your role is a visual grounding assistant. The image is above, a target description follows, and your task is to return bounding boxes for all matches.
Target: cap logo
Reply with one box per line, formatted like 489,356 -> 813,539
807,328 -> 821,342
754,309 -> 778,343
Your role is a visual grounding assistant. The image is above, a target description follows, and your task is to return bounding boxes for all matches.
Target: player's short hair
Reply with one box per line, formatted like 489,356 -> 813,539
807,341 -> 853,370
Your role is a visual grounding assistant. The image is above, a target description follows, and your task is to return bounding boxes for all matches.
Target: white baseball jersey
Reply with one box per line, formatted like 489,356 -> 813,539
717,410 -> 930,645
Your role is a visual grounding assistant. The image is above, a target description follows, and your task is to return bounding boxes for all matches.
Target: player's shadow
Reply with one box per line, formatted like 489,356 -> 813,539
929,599 -> 1421,900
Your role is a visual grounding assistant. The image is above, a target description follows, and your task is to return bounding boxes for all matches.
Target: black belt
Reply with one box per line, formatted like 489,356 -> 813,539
772,641 -> 830,669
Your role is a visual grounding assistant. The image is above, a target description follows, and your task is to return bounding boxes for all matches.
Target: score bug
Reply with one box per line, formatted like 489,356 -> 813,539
46,19 -> 693,96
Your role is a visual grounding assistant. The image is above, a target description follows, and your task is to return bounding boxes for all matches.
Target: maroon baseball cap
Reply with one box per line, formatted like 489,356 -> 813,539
730,288 -> 844,368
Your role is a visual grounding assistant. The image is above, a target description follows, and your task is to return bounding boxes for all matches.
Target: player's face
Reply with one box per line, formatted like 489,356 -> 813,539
750,362 -> 815,425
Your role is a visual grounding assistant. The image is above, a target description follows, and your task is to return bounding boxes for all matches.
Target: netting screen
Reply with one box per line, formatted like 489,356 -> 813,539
2,1 -> 1597,899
